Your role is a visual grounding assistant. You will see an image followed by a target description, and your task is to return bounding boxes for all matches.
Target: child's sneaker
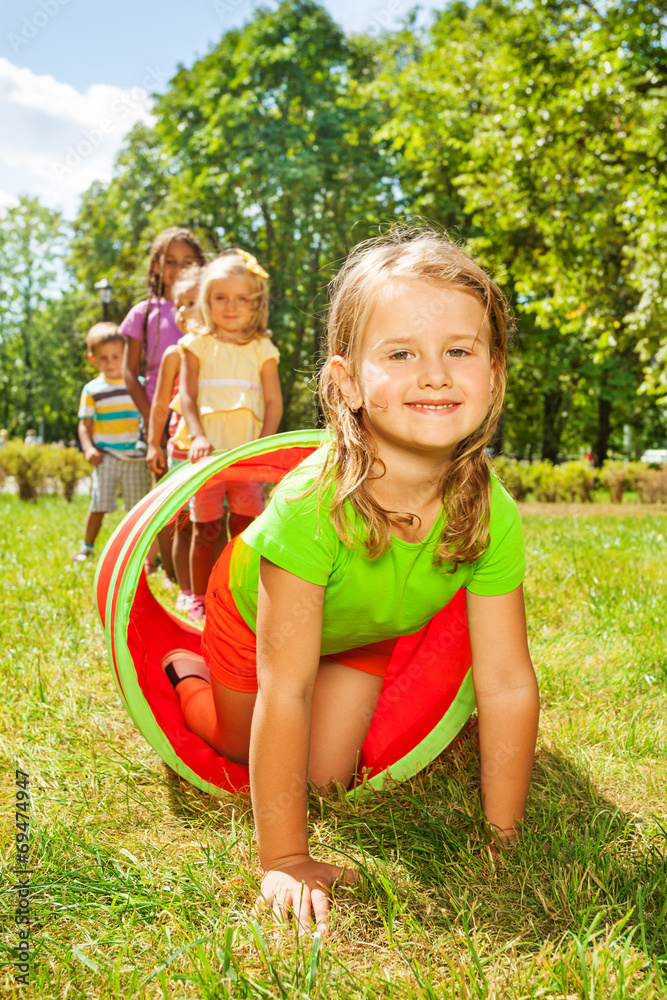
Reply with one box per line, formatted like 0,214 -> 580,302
72,543 -> 94,563
187,597 -> 206,623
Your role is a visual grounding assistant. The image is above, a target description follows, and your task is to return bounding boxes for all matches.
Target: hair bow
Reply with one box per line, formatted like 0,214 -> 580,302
232,248 -> 269,280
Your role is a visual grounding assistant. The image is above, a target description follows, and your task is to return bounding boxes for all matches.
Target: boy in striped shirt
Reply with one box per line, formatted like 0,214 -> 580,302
73,323 -> 150,562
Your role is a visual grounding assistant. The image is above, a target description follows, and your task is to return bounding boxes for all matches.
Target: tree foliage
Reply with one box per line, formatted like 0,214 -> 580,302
372,0 -> 667,462
70,0 -> 400,427
7,0 -> 666,457
0,196 -> 87,440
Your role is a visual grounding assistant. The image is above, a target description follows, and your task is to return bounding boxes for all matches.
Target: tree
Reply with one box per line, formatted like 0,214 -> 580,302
69,124 -> 177,326
0,196 -> 77,437
372,0 -> 667,460
153,0 -> 402,424
71,0 -> 400,427
65,0 -> 666,453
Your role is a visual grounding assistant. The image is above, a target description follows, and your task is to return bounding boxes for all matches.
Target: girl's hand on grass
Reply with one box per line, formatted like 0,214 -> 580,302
189,435 -> 213,463
254,855 -> 357,936
146,443 -> 167,475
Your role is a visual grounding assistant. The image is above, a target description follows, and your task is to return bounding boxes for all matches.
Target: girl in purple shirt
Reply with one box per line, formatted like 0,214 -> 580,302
120,227 -> 206,415
120,226 -> 206,575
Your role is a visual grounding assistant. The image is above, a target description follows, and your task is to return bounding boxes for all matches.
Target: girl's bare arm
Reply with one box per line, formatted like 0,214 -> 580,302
258,359 -> 283,438
146,347 -> 180,474
466,585 -> 540,846
251,558 -> 354,933
147,347 -> 180,446
180,349 -> 211,462
122,338 -> 150,422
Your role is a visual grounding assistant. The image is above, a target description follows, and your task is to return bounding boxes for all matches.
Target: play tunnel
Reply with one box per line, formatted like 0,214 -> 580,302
95,430 -> 475,796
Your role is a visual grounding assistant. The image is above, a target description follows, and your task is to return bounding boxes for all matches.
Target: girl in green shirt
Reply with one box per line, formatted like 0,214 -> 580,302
163,228 -> 540,936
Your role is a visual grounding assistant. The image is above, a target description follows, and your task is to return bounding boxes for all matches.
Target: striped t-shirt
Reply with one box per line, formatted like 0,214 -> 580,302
78,375 -> 146,458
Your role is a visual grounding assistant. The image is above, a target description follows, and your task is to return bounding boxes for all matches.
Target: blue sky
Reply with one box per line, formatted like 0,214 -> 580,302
1,0 -> 433,217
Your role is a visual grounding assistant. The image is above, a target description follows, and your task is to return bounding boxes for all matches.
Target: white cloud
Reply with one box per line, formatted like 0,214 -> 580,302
0,188 -> 19,208
1,60 -> 123,126
0,57 -> 156,217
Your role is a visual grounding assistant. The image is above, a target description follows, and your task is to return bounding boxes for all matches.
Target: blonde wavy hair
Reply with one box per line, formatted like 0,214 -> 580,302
316,228 -> 511,570
198,251 -> 269,343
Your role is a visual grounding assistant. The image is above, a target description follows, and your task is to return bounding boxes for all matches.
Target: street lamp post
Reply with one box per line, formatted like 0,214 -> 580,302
94,276 -> 113,321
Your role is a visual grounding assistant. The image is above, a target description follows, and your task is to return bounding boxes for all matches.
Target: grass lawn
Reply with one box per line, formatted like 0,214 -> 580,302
1,493 -> 665,998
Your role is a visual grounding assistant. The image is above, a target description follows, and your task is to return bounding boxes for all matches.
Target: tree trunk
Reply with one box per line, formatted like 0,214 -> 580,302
280,318 -> 307,429
592,396 -> 612,467
541,388 -> 564,463
21,298 -> 33,423
490,414 -> 504,456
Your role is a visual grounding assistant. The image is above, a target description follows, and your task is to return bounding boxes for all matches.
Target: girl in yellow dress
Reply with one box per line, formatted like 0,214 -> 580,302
177,250 -> 283,621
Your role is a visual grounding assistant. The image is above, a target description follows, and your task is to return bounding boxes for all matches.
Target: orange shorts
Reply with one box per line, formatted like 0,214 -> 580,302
202,541 -> 398,694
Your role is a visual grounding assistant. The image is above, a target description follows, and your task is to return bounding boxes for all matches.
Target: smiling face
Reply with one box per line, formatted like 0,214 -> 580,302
208,275 -> 255,338
90,340 -> 124,380
155,239 -> 199,299
333,280 -> 494,466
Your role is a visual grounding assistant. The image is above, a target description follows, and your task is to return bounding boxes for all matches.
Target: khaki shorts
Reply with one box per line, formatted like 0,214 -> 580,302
90,453 -> 150,512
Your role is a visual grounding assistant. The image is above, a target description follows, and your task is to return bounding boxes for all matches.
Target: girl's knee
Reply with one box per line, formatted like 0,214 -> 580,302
307,757 -> 357,794
220,738 -> 250,767
176,517 -> 193,539
308,771 -> 352,796
193,519 -> 222,544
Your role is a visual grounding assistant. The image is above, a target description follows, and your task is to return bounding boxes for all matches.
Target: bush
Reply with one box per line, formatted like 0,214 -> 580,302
600,460 -> 629,503
492,456 -> 533,501
559,460 -> 596,502
45,445 -> 90,502
0,441 -> 90,502
0,440 -> 49,500
625,461 -> 649,493
529,461 -> 564,502
634,465 -> 667,504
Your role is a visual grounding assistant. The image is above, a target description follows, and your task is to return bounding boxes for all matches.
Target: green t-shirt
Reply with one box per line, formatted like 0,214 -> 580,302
230,448 -> 525,655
